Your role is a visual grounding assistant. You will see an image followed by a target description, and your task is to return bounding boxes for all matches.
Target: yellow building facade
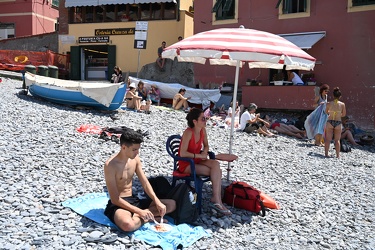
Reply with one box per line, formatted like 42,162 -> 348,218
58,0 -> 194,80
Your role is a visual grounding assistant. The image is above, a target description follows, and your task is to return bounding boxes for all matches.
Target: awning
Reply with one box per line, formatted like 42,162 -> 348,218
65,0 -> 176,7
134,0 -> 176,3
278,31 -> 326,49
65,0 -> 99,7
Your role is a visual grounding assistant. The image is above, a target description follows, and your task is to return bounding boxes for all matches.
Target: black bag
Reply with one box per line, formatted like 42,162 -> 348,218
148,176 -> 173,199
340,139 -> 351,152
167,183 -> 199,224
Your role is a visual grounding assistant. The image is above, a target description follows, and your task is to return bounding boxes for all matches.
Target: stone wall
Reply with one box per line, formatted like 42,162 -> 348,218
138,58 -> 195,87
0,32 -> 58,52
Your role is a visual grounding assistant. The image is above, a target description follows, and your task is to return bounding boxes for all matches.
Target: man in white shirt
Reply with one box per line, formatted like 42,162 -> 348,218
239,103 -> 275,137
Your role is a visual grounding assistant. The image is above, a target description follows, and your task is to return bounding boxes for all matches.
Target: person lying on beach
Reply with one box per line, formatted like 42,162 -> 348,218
178,108 -> 231,216
125,82 -> 142,111
104,129 -> 176,232
262,115 -> 306,139
172,88 -> 191,111
239,103 -> 275,137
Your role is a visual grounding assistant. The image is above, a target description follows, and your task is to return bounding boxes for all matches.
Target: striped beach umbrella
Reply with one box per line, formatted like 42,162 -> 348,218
162,26 -> 316,180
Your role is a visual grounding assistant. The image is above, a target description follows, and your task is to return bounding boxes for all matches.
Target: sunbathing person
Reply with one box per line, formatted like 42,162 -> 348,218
239,103 -> 275,137
172,88 -> 191,111
104,129 -> 176,232
341,116 -> 359,146
125,82 -> 142,111
263,115 -> 306,139
179,108 -> 231,216
225,101 -> 240,128
148,84 -> 161,106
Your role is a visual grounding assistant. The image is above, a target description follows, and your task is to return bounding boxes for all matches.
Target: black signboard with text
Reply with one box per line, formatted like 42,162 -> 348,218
134,40 -> 147,49
79,36 -> 109,43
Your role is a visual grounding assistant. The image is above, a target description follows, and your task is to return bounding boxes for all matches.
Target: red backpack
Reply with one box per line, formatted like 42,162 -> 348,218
223,181 -> 266,216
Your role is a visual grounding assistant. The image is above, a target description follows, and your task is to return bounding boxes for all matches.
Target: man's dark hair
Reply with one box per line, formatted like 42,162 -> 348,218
120,129 -> 144,146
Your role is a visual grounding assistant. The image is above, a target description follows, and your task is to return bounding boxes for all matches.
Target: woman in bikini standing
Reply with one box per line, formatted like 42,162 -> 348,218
178,108 -> 231,215
325,87 -> 346,158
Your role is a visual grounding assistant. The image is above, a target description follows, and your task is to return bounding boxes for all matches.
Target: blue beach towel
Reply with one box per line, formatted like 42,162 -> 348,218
62,193 -> 210,250
304,103 -> 328,139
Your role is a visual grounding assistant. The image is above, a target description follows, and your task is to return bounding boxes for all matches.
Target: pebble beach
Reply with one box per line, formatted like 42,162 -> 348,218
0,76 -> 374,250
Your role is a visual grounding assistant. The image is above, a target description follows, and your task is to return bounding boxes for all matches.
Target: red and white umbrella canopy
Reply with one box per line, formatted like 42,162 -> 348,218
162,27 -> 316,181
162,27 -> 316,70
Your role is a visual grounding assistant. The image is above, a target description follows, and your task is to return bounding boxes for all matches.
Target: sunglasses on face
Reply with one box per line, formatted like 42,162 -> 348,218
199,117 -> 207,122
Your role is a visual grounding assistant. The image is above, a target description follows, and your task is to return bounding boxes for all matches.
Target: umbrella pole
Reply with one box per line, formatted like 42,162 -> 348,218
227,60 -> 241,181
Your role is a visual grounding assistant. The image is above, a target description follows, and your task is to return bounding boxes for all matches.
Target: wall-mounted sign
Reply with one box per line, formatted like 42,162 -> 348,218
95,28 -> 135,36
134,21 -> 148,50
78,36 -> 109,43
135,21 -> 148,31
134,40 -> 147,49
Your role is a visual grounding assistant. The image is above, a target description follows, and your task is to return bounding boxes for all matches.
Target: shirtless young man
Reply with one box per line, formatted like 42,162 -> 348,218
104,129 -> 176,232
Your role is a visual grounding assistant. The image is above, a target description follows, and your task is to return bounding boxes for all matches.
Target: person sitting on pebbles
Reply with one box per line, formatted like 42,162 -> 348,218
341,116 -> 359,146
262,115 -> 306,139
239,103 -> 276,137
125,81 -> 142,111
172,88 -> 191,112
225,101 -> 240,128
148,84 -> 161,106
104,129 -> 176,232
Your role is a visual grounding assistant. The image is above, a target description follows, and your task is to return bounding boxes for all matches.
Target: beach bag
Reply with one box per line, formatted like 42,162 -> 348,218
148,176 -> 173,199
223,181 -> 266,216
167,183 -> 198,224
340,139 -> 351,153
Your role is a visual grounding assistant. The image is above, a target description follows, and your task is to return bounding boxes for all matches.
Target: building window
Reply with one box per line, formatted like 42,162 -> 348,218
0,23 -> 15,40
52,0 -> 59,8
352,0 -> 375,6
212,0 -> 235,20
282,0 -> 307,14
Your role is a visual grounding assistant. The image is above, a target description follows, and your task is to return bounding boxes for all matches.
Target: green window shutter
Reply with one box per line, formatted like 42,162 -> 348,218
223,0 -> 233,12
107,45 -> 116,81
70,46 -> 80,80
212,0 -> 223,12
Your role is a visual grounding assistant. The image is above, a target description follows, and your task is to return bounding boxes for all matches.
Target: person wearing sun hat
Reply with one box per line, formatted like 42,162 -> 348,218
125,81 -> 142,111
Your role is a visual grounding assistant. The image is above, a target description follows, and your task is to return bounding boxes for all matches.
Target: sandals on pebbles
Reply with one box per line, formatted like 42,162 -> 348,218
209,203 -> 232,216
